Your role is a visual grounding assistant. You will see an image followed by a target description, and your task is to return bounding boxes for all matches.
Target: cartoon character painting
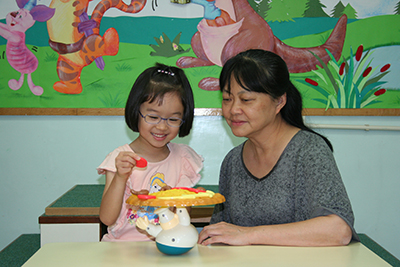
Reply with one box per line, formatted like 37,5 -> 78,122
46,0 -> 147,94
1,0 -> 398,111
0,0 -> 54,96
177,0 -> 348,91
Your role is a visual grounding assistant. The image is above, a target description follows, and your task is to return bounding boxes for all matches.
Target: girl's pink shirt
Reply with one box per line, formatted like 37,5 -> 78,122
97,143 -> 203,242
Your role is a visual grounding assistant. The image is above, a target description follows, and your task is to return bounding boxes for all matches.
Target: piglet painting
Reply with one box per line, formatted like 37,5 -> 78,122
0,0 -> 54,96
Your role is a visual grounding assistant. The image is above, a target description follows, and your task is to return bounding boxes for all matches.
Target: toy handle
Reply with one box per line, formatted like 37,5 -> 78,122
135,216 -> 150,230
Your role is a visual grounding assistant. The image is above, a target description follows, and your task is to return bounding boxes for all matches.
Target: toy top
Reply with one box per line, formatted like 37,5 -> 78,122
126,187 -> 225,207
135,157 -> 147,168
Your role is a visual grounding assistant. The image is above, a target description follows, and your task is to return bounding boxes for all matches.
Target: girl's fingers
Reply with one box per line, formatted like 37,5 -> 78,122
131,189 -> 149,195
160,185 -> 172,191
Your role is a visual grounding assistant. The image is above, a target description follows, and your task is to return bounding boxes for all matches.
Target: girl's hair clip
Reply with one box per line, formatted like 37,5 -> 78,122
157,69 -> 175,76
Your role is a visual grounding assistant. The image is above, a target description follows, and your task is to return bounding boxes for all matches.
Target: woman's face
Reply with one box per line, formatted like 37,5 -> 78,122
221,78 -> 285,138
138,92 -> 184,149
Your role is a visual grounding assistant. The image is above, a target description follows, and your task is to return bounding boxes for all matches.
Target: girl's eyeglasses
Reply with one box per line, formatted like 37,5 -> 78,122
139,111 -> 184,127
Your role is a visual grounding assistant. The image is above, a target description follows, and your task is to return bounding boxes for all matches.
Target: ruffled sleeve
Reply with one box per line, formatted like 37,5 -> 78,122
97,145 -> 131,175
174,143 -> 204,187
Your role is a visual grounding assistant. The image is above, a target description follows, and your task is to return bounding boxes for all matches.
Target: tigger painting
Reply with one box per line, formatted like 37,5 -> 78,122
46,0 -> 146,94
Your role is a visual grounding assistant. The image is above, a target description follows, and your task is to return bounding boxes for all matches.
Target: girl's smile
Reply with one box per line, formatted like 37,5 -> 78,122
151,132 -> 168,141
132,92 -> 184,160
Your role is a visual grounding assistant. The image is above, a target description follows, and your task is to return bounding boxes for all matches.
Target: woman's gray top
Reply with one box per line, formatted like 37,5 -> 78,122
211,130 -> 359,241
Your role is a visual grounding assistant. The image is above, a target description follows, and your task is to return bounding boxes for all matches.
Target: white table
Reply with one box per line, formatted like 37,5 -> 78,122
22,241 -> 391,267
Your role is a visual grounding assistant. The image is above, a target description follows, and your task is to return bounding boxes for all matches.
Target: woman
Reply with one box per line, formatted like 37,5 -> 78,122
198,49 -> 358,246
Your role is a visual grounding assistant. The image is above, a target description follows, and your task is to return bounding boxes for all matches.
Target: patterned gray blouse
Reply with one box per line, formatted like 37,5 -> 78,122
210,130 -> 359,241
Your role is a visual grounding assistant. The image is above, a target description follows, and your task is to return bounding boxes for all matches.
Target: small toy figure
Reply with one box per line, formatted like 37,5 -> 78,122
136,207 -> 199,255
0,0 -> 54,96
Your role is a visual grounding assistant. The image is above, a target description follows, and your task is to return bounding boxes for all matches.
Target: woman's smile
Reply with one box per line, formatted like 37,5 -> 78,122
229,118 -> 247,127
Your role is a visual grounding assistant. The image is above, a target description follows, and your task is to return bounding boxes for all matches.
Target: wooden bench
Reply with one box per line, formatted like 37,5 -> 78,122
0,234 -> 40,267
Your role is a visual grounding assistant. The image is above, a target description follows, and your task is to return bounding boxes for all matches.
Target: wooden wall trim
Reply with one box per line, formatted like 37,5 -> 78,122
1,108 -> 399,116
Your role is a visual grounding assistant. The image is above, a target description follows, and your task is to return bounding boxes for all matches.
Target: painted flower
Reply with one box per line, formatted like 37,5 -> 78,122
380,64 -> 390,72
339,62 -> 346,75
305,78 -> 318,86
363,67 -> 372,77
355,45 -> 363,61
374,89 -> 386,96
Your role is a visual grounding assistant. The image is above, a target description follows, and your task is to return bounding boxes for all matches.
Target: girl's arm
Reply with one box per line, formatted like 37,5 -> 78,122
99,151 -> 141,226
99,171 -> 127,226
198,214 -> 352,246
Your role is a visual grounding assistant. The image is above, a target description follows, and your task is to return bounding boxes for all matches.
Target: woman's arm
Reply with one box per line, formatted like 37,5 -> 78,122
198,214 -> 352,246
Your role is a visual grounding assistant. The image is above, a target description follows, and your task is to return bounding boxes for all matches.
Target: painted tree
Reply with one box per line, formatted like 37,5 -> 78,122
259,0 -> 272,20
286,0 -> 308,18
266,0 -> 294,22
331,1 -> 345,18
395,1 -> 400,14
342,3 -> 357,19
249,0 -> 259,13
303,0 -> 329,17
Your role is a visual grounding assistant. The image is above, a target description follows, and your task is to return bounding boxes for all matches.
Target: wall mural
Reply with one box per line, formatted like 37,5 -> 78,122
1,0 -> 399,115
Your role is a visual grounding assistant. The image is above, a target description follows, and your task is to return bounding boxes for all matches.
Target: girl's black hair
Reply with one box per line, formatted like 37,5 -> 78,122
220,49 -> 333,151
125,63 -> 194,137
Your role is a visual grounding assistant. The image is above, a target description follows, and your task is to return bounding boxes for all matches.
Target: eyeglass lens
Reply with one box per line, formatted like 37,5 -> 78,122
143,114 -> 183,127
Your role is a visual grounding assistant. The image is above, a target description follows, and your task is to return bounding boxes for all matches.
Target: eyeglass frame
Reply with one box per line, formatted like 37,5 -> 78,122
138,111 -> 185,127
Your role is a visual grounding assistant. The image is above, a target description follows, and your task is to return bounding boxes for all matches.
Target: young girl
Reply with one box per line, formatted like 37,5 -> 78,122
98,63 -> 203,242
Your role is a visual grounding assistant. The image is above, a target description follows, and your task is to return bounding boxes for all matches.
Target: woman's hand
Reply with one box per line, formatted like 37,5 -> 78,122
199,215 -> 352,247
198,222 -> 252,246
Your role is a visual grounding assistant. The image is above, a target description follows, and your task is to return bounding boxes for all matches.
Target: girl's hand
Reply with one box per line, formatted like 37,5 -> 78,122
160,185 -> 172,191
115,152 -> 142,181
130,189 -> 149,195
198,222 -> 252,246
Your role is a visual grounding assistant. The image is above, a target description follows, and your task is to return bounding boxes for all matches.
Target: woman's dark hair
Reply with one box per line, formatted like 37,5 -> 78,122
220,49 -> 333,151
125,63 -> 194,137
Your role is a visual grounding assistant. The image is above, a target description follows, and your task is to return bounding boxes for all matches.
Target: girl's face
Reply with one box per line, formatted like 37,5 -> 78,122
222,78 -> 285,138
138,92 -> 184,149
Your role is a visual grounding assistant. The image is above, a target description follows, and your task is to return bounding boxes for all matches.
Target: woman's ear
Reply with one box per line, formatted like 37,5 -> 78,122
275,93 -> 287,114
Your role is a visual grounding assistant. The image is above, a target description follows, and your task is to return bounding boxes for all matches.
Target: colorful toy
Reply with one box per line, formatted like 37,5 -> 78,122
136,207 -> 199,255
129,187 -> 225,255
0,0 -> 54,96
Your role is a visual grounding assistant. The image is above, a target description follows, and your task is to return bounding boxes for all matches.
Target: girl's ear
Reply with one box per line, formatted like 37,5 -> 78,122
275,93 -> 287,114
